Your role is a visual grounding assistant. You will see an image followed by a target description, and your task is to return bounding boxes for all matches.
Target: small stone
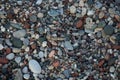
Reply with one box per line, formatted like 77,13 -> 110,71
52,59 -> 60,68
63,69 -> 70,78
103,25 -> 114,35
76,20 -> 83,29
64,41 -> 73,50
70,5 -> 76,14
99,11 -> 105,19
79,0 -> 84,7
37,13 -> 44,18
36,0 -> 42,5
5,48 -> 11,54
42,41 -> 47,47
87,10 -> 95,16
31,43 -> 37,49
29,59 -> 41,73
109,66 -> 115,72
48,9 -> 59,17
23,74 -> 30,80
11,38 -> 23,48
38,51 -> 44,58
0,44 -> 4,50
49,50 -> 56,58
6,53 -> 15,60
15,57 -> 21,64
22,66 -> 28,73
10,22 -> 22,29
12,48 -> 21,53
13,30 -> 26,39
95,1 -> 102,9
81,8 -> 87,16
17,1 -> 22,5
30,15 -> 37,22
87,0 -> 94,5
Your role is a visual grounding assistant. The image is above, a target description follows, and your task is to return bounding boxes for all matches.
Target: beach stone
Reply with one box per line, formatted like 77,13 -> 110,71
15,57 -> 21,64
29,59 -> 41,74
36,0 -> 42,5
81,8 -> 87,16
109,66 -> 115,72
64,41 -> 73,50
87,10 -> 94,16
63,69 -> 70,78
22,66 -> 28,73
11,38 -> 23,48
99,11 -> 105,19
70,5 -> 76,14
23,74 -> 30,80
13,30 -> 26,39
48,9 -> 59,17
30,15 -> 37,22
6,53 -> 15,60
38,51 -> 44,58
0,44 -> 4,50
37,13 -> 44,18
103,25 -> 114,35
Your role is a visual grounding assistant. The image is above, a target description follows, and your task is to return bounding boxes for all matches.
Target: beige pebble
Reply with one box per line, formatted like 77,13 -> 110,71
49,50 -> 56,58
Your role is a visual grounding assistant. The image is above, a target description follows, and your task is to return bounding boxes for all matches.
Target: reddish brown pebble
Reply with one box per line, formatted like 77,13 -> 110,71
112,45 -> 120,50
0,57 -> 9,64
52,59 -> 60,68
98,59 -> 105,67
31,43 -> 37,49
24,22 -> 31,29
5,48 -> 11,54
114,15 -> 120,22
117,23 -> 120,28
76,20 -> 83,29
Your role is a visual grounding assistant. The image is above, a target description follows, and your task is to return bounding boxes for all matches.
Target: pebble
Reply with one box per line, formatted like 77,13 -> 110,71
30,15 -> 37,22
48,9 -> 59,17
64,41 -> 73,50
10,22 -> 22,29
103,25 -> 114,35
11,38 -> 23,48
49,50 -> 56,58
23,74 -> 30,80
76,20 -> 83,29
0,44 -> 4,50
29,59 -> 41,74
36,0 -> 42,5
37,13 -> 44,18
17,1 -> 22,5
70,6 -> 76,14
99,11 -> 105,19
63,69 -> 70,78
81,8 -> 87,16
95,1 -> 102,9
38,51 -> 44,58
6,53 -> 15,60
13,30 -> 26,39
0,57 -> 8,64
22,66 -> 28,73
109,66 -> 115,72
42,41 -> 47,47
87,10 -> 95,16
15,57 -> 21,64
79,0 -> 84,7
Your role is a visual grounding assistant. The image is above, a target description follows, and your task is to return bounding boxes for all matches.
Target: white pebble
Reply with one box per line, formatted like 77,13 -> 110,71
42,41 -> 47,47
15,57 -> 21,63
39,51 -> 44,58
70,6 -> 76,14
0,44 -> 4,50
36,0 -> 42,5
6,53 -> 15,60
22,66 -> 28,73
109,66 -> 115,72
23,74 -> 30,80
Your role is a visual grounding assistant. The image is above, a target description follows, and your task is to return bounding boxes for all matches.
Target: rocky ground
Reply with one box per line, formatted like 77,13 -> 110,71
0,0 -> 120,80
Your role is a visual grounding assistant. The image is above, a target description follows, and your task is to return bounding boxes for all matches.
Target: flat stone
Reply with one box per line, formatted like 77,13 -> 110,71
64,41 -> 73,50
13,30 -> 26,39
22,66 -> 28,73
70,5 -> 76,14
10,22 -> 22,29
15,57 -> 21,64
6,53 -> 15,60
42,41 -> 47,47
23,74 -> 30,79
29,59 -> 41,74
103,25 -> 114,35
0,44 -> 4,50
48,9 -> 59,17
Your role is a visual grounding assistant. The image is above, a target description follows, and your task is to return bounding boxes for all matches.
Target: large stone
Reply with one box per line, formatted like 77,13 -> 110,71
13,30 -> 26,38
29,59 -> 41,74
11,38 -> 23,48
